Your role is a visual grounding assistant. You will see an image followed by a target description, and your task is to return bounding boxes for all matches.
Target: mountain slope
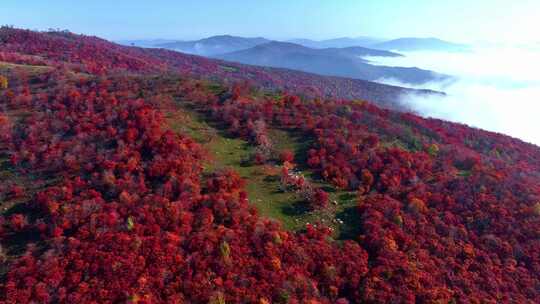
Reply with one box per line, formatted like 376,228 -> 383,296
215,41 -> 446,84
156,35 -> 270,56
0,28 -> 441,111
372,37 -> 469,52
1,27 -> 540,303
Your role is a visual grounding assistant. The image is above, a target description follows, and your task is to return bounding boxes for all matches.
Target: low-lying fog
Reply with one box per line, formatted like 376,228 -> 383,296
365,45 -> 540,146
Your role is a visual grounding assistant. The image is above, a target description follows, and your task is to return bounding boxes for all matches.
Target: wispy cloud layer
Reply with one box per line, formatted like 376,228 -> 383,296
365,46 -> 540,146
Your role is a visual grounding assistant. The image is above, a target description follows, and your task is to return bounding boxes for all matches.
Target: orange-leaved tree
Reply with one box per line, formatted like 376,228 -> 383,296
0,75 -> 8,89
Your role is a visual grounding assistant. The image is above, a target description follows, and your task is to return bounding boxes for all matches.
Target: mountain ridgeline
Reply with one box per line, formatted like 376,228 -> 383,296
155,35 -> 271,56
121,35 -> 464,84
213,41 -> 447,84
372,37 -> 470,52
287,36 -> 385,48
129,34 -> 470,54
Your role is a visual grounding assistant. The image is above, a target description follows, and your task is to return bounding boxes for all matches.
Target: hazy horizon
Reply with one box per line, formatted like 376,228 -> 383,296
2,0 -> 540,44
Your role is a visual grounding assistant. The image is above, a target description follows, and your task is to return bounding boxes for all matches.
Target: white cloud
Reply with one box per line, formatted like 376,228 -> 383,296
364,47 -> 540,146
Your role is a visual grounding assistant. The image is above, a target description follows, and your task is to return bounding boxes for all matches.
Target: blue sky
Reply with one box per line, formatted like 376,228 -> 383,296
1,0 -> 539,42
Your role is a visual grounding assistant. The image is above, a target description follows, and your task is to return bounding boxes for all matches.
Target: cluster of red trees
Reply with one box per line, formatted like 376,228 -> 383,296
0,27 -> 166,74
0,112 -> 11,141
1,27 -> 540,303
0,68 -> 370,303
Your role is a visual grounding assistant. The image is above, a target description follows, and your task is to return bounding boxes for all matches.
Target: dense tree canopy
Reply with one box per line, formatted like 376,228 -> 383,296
0,27 -> 539,303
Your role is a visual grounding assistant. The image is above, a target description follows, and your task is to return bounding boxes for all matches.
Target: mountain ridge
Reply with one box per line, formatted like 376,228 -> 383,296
156,35 -> 271,56
372,37 -> 470,52
288,36 -> 385,48
215,41 -> 447,84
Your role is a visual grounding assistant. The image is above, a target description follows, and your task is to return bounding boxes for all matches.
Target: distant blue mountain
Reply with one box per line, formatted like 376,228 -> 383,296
120,36 -> 469,54
287,37 -> 384,48
372,37 -> 469,52
155,35 -> 270,56
125,35 -> 458,84
215,41 -> 447,85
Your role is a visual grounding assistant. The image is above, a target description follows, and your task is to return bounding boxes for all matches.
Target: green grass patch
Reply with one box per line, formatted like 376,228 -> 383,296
457,169 -> 472,178
165,106 -> 305,228
0,61 -> 52,75
219,65 -> 238,73
164,95 -> 361,238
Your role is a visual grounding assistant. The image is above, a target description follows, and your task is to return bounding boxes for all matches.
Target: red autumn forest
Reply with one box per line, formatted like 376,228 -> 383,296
0,27 -> 539,303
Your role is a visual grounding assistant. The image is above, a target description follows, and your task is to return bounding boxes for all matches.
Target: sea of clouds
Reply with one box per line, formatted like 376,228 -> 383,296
365,45 -> 540,146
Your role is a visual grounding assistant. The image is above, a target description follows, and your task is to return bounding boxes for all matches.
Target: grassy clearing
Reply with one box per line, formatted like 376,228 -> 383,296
164,104 -> 302,228
0,61 -> 90,81
0,61 -> 52,75
164,98 -> 361,238
219,65 -> 238,73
